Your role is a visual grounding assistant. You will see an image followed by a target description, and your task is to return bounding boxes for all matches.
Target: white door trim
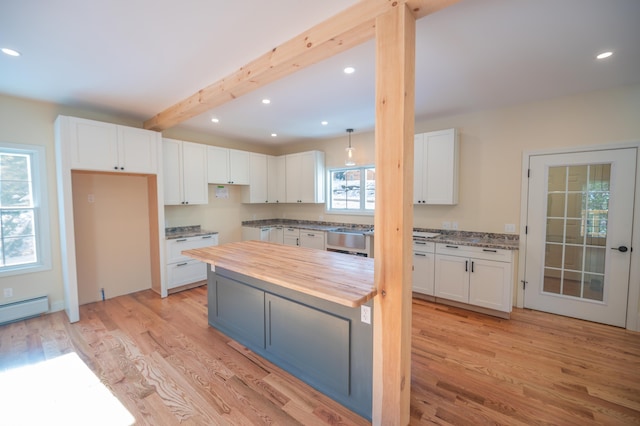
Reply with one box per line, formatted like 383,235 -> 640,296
517,140 -> 640,331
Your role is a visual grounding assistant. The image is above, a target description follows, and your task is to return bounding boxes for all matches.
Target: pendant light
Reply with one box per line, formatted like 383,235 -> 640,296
345,128 -> 355,166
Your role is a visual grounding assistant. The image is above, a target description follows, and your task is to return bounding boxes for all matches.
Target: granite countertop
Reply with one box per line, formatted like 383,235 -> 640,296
165,225 -> 219,240
414,229 -> 520,251
243,220 -> 519,250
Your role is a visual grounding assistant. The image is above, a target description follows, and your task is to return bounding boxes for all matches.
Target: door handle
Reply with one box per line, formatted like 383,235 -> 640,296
611,245 -> 630,253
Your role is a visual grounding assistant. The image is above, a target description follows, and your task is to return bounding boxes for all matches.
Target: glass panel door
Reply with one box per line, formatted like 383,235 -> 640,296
524,148 -> 635,327
543,164 -> 609,302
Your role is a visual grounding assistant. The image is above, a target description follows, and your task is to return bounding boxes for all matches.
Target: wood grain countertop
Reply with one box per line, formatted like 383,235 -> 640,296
182,240 -> 376,308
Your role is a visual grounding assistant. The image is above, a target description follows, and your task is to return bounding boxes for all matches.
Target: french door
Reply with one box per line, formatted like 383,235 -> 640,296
524,148 -> 636,327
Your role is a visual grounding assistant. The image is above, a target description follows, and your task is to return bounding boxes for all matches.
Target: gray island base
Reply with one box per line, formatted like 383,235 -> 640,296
207,266 -> 373,420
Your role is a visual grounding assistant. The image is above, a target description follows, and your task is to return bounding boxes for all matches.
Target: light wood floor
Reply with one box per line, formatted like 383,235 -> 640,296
1,287 -> 639,425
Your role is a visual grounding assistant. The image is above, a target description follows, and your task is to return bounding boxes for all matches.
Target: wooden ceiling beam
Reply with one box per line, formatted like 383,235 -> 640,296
144,0 -> 459,131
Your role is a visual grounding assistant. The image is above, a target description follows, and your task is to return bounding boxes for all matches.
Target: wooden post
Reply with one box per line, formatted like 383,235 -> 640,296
372,4 -> 416,425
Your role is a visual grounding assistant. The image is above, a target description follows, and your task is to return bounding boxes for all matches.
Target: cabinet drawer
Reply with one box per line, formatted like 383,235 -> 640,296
283,227 -> 300,236
166,234 -> 218,263
412,241 -> 435,253
167,259 -> 207,289
435,243 -> 512,262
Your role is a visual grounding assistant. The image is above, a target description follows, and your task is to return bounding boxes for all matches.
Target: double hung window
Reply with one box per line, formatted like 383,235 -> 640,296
327,166 -> 375,214
0,143 -> 50,276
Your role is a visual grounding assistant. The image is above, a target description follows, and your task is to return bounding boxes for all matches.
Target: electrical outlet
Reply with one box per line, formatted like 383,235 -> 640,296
442,221 -> 451,230
505,223 -> 516,233
319,215 -> 324,220
361,305 -> 371,324
4,288 -> 13,298
452,221 -> 459,230
87,194 -> 95,203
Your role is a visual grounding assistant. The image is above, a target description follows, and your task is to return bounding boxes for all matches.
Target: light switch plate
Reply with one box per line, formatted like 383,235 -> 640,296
505,223 -> 516,233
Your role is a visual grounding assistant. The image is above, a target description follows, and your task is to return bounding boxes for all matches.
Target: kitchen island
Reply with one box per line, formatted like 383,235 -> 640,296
183,240 -> 376,420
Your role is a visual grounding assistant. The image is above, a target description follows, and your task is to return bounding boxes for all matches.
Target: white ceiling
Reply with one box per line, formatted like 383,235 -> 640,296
1,0 -> 639,145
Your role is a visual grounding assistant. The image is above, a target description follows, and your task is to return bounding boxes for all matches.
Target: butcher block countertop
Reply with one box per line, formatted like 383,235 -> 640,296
182,240 -> 376,308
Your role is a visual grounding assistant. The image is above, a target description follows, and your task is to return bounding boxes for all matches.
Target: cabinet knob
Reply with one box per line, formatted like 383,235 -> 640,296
120,167 -> 124,170
114,166 -> 118,170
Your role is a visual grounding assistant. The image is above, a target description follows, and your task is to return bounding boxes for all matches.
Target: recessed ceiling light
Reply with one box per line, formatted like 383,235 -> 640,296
211,117 -> 219,123
344,67 -> 355,74
321,121 -> 328,126
271,133 -> 277,137
1,48 -> 21,57
596,51 -> 613,60
262,99 -> 271,104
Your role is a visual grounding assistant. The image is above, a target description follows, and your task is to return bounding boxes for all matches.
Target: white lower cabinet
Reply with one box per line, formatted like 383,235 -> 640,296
434,243 -> 514,313
165,234 -> 218,290
412,241 -> 435,295
269,227 -> 284,244
283,228 -> 300,246
242,226 -> 270,241
299,231 -> 325,250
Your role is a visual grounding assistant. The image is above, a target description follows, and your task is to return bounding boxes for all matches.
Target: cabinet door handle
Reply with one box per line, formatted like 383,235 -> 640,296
471,261 -> 475,273
201,235 -> 212,239
176,262 -> 188,267
465,260 -> 468,272
307,233 -> 315,237
483,249 -> 497,253
176,238 -> 187,242
415,241 -> 426,245
415,253 -> 427,257
446,245 -> 459,249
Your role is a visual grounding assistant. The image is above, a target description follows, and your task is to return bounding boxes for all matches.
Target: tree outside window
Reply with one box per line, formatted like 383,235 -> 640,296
0,151 -> 38,268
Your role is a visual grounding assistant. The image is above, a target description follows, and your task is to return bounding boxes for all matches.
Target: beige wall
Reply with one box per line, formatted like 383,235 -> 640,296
277,84 -> 640,233
72,172 -> 152,304
0,93 -> 260,313
1,84 -> 639,318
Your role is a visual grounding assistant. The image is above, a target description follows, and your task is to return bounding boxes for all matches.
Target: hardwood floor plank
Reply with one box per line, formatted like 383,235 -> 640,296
2,289 -> 639,425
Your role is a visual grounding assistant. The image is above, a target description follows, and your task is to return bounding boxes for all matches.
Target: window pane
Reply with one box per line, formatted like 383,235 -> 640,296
328,166 -> 375,213
0,153 -> 30,181
365,168 -> 375,210
2,210 -> 35,237
3,235 -> 36,266
1,181 -> 33,207
1,148 -> 40,271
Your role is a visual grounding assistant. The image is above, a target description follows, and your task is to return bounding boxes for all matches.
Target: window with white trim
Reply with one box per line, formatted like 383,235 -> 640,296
327,166 -> 375,214
0,143 -> 51,276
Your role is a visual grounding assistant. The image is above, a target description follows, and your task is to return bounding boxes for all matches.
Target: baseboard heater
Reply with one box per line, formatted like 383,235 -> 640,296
0,296 -> 49,325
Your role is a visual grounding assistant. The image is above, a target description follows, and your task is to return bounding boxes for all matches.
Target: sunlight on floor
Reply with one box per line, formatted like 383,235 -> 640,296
0,352 -> 135,426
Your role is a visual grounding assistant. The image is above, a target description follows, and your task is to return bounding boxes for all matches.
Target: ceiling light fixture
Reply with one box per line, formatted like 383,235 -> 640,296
271,133 -> 277,137
211,117 -> 219,123
321,121 -> 328,126
262,99 -> 271,104
343,66 -> 355,74
345,128 -> 355,166
596,51 -> 613,60
1,47 -> 21,57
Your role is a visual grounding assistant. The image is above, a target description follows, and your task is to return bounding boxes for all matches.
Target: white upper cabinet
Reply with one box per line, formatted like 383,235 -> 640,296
163,138 -> 208,205
285,151 -> 325,203
66,116 -> 159,174
207,146 -> 250,184
267,155 -> 286,203
414,128 -> 459,205
243,153 -> 268,203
